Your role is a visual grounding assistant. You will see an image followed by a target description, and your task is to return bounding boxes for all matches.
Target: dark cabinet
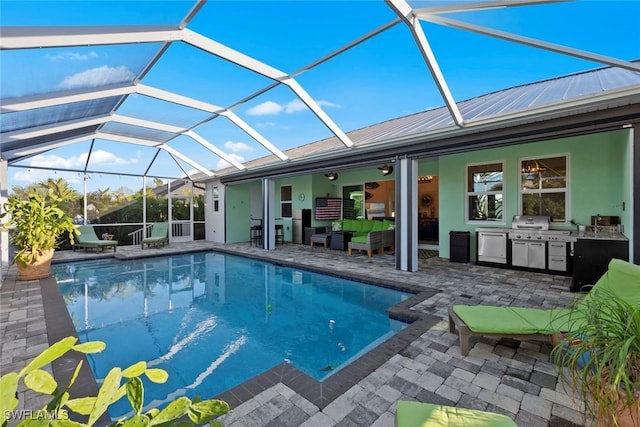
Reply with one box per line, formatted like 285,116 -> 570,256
572,238 -> 629,292
450,231 -> 470,263
419,219 -> 439,241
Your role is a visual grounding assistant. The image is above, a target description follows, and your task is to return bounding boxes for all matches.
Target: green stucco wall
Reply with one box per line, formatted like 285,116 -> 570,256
225,182 -> 255,243
224,129 -> 633,257
438,129 -> 632,259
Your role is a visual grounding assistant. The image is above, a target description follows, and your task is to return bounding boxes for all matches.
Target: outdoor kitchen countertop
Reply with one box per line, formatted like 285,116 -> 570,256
474,227 -> 512,233
572,231 -> 628,241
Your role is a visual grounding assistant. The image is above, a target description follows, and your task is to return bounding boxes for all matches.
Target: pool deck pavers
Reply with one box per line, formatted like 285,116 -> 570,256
1,241 -> 591,426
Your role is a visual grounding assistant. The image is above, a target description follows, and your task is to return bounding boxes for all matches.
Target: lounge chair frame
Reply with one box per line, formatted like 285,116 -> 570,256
448,306 -> 554,356
73,225 -> 118,253
142,223 -> 169,248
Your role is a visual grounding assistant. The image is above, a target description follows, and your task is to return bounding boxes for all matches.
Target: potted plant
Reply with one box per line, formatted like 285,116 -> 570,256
551,290 -> 640,427
1,191 -> 76,280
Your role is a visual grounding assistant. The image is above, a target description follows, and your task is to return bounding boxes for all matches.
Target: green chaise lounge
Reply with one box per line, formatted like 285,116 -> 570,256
396,401 -> 517,427
142,222 -> 169,248
73,225 -> 118,252
449,258 -> 640,356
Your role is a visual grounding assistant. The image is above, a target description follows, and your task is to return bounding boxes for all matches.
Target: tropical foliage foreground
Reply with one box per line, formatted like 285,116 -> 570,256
0,336 -> 229,427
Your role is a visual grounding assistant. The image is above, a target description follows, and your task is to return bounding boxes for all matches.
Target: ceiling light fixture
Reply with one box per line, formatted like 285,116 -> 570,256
324,172 -> 339,181
521,160 -> 546,174
418,175 -> 433,183
378,164 -> 394,176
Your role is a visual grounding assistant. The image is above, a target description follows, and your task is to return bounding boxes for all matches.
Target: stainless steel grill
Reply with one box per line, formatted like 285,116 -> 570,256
508,215 -> 575,242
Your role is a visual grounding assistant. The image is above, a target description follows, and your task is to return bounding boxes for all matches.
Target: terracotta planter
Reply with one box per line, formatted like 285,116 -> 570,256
16,249 -> 54,281
615,399 -> 640,427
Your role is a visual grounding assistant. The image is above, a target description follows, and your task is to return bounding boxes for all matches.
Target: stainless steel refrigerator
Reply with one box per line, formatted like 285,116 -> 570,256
292,209 -> 311,244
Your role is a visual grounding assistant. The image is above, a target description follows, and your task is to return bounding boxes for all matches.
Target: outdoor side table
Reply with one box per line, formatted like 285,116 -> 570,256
330,231 -> 353,251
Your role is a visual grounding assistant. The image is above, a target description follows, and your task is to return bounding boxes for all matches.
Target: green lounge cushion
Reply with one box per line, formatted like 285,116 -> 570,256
350,235 -> 367,244
342,219 -> 354,231
360,219 -> 374,232
76,225 -> 118,246
351,220 -> 364,233
396,401 -> 516,427
371,220 -> 385,232
452,305 -> 575,335
581,258 -> 640,307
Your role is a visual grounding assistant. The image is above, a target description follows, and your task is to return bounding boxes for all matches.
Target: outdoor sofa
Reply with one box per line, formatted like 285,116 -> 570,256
330,218 -> 395,257
73,225 -> 118,252
449,258 -> 640,356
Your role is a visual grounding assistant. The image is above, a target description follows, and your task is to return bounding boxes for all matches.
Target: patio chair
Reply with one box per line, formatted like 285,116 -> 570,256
142,222 -> 169,248
396,401 -> 517,427
347,230 -> 384,257
73,225 -> 118,252
449,259 -> 640,356
310,232 -> 331,249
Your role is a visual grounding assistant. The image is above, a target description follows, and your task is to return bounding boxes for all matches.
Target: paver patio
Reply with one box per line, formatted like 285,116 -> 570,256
1,242 -> 589,426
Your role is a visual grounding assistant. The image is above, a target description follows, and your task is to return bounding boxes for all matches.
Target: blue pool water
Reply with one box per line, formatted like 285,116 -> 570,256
53,252 -> 410,417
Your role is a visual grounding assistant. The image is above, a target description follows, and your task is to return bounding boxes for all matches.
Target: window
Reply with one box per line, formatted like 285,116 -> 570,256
280,185 -> 292,218
467,162 -> 504,222
213,186 -> 219,212
520,155 -> 568,223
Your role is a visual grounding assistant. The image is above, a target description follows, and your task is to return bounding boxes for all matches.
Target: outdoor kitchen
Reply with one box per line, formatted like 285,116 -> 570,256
476,215 -> 629,292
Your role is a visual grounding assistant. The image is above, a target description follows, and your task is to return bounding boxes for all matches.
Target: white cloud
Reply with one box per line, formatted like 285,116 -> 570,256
57,65 -> 136,90
89,149 -> 137,165
224,141 -> 252,152
255,122 -> 277,128
10,150 -> 139,187
19,150 -> 136,172
216,153 -> 245,170
12,169 -> 78,185
284,99 -> 307,113
246,101 -> 283,116
318,100 -> 341,108
46,51 -> 99,62
247,99 -> 340,116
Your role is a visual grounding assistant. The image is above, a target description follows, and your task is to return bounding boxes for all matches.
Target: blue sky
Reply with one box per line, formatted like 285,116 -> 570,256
1,0 -> 639,192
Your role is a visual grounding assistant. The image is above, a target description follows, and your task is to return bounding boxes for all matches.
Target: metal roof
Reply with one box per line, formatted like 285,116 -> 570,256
214,62 -> 640,180
1,0 -> 639,183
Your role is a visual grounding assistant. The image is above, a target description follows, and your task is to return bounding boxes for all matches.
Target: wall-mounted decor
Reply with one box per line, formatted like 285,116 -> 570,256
315,197 -> 342,220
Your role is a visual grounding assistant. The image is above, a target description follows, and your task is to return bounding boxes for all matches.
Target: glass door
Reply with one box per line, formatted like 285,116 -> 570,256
342,185 -> 363,219
170,182 -> 193,243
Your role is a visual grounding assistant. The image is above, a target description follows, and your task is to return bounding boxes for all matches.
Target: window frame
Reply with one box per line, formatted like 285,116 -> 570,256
465,160 -> 506,225
280,184 -> 292,218
212,186 -> 220,213
518,154 -> 570,224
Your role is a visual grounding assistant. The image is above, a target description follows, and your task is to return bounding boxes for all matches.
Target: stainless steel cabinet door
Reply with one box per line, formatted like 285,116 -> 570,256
528,242 -> 546,269
511,241 -> 528,267
478,232 -> 507,264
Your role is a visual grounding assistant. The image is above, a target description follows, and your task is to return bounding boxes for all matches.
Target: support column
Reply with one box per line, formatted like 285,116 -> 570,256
633,124 -> 638,264
1,160 -> 9,281
395,157 -> 418,271
262,178 -> 275,250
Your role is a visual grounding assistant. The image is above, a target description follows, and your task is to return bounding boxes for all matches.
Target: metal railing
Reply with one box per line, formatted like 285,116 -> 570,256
128,224 -> 154,246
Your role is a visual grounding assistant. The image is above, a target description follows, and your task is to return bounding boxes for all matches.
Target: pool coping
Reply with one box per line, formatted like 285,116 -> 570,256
44,248 -> 440,413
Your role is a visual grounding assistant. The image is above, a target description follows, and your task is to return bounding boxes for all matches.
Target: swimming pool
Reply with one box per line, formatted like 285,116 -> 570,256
53,251 -> 411,417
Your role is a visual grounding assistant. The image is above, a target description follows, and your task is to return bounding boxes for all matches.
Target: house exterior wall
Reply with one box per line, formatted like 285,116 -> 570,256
222,129 -> 633,261
438,129 -> 631,260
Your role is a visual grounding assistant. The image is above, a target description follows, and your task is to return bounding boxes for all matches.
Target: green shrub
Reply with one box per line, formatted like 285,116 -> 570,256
0,337 -> 229,426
